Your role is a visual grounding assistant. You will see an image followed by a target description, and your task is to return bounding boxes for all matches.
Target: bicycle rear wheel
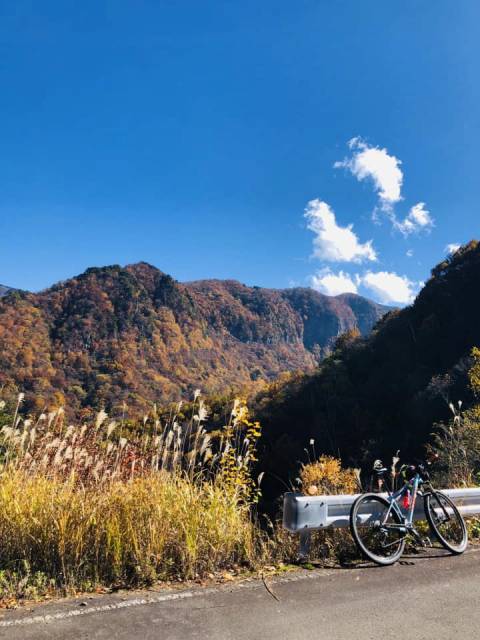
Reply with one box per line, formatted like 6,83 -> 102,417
424,491 -> 467,554
350,493 -> 406,566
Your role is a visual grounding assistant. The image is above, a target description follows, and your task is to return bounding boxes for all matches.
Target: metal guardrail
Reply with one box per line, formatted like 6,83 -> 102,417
283,488 -> 480,558
283,488 -> 480,532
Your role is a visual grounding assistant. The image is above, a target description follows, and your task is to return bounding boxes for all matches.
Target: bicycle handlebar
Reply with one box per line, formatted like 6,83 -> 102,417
372,458 -> 434,482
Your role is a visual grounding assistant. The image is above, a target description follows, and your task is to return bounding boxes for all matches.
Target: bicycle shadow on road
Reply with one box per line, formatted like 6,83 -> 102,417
300,546 -> 453,571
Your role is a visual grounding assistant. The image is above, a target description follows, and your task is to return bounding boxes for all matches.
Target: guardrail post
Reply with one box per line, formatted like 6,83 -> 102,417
299,530 -> 311,559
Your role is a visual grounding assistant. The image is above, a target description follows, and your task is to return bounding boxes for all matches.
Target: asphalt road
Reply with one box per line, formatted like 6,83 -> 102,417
2,547 -> 480,639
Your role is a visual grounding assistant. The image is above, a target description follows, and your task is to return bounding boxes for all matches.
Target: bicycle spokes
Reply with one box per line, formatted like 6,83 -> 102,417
426,492 -> 466,550
351,495 -> 405,564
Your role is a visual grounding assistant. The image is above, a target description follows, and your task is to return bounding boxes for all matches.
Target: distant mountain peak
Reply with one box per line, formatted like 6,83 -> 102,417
125,261 -> 164,275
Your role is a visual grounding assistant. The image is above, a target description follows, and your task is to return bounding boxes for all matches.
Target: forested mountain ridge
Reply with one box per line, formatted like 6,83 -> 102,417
255,240 -> 480,488
0,262 -> 388,412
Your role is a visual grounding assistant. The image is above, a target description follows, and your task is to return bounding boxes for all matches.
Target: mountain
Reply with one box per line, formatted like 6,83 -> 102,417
255,240 -> 480,490
0,285 -> 12,298
0,263 -> 388,412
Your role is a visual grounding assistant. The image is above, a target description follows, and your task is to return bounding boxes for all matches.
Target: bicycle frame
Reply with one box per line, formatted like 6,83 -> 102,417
373,469 -> 455,545
380,472 -> 429,536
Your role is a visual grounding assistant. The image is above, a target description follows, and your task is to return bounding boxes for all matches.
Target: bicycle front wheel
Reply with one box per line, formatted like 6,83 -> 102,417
350,493 -> 406,566
424,491 -> 467,554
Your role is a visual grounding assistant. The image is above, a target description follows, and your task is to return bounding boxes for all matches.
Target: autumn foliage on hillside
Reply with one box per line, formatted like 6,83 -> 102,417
0,263 -> 387,414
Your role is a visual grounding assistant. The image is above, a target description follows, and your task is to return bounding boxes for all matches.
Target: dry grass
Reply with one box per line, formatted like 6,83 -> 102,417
0,471 -> 260,589
0,394 -> 267,599
1,393 -> 259,487
429,402 -> 480,488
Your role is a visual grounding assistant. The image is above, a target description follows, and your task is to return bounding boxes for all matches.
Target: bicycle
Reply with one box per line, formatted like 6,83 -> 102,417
349,460 -> 468,566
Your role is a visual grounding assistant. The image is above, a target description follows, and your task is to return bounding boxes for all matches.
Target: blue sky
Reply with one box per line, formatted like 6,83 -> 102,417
0,1 -> 478,304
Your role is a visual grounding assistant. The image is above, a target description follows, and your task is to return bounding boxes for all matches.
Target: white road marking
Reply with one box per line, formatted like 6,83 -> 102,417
0,569 -> 331,628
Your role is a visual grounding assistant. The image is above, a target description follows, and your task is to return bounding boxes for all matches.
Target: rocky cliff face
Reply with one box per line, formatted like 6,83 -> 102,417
0,263 -> 389,412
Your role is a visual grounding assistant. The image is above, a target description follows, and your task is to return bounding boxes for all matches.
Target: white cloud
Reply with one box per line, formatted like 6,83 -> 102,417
395,202 -> 434,236
406,249 -> 414,257
335,138 -> 434,236
361,270 -> 418,305
334,137 -> 403,206
308,267 -> 421,305
310,268 -> 358,296
304,199 -> 377,264
445,243 -> 461,255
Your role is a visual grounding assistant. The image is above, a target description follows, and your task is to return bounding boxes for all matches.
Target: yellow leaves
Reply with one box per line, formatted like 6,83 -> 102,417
300,455 -> 359,495
217,399 -> 262,505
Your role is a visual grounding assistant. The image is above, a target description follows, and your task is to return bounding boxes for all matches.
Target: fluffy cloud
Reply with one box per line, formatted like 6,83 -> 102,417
304,199 -> 377,263
361,270 -> 417,305
308,267 -> 420,305
334,137 -> 403,206
445,243 -> 461,254
335,138 -> 434,235
309,268 -> 358,296
395,202 -> 434,236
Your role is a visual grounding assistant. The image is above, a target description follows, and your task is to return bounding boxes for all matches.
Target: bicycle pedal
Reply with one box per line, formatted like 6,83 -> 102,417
421,536 -> 432,548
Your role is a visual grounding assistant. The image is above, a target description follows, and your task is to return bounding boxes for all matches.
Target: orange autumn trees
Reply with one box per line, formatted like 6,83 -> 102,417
0,263 -> 386,415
